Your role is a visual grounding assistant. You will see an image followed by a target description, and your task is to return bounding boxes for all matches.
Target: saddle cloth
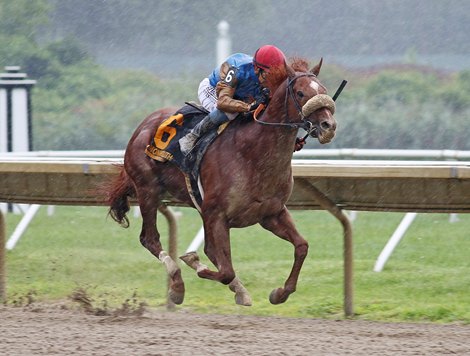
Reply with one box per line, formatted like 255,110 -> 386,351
145,103 -> 228,209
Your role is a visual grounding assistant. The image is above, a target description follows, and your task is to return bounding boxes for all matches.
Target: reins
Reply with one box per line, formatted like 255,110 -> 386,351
252,104 -> 307,130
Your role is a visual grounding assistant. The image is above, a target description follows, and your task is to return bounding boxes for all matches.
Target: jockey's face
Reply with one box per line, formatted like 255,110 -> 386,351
255,67 -> 269,87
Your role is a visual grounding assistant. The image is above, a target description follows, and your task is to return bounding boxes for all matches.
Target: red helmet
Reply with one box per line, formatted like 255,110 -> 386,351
253,45 -> 286,70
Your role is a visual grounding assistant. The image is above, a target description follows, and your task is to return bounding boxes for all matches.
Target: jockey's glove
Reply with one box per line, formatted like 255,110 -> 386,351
249,88 -> 271,112
260,87 -> 271,104
249,101 -> 262,112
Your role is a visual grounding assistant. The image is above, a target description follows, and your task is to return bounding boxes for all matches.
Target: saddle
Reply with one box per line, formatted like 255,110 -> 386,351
145,102 -> 229,209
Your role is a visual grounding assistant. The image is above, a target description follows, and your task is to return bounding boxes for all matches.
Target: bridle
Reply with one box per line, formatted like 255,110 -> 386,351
253,73 -> 323,137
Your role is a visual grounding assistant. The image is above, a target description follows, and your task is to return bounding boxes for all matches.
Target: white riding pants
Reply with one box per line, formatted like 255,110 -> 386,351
197,78 -> 237,120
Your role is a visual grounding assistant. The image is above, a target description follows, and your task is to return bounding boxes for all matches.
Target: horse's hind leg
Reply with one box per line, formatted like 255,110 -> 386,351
136,185 -> 185,305
260,207 -> 309,304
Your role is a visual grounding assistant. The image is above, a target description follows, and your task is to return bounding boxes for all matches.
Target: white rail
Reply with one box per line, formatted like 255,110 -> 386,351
1,148 -> 470,161
293,148 -> 470,160
0,150 -> 124,158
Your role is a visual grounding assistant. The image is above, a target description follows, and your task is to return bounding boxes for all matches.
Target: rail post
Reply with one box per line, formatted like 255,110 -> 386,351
296,179 -> 354,317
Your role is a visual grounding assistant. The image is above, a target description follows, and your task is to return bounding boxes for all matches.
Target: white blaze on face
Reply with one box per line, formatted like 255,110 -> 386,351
309,81 -> 320,94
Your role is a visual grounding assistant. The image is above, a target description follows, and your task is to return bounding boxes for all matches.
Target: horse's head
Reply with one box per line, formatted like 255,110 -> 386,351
281,58 -> 337,144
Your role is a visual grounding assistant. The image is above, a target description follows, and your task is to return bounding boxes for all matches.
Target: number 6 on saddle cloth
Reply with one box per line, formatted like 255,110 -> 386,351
145,103 -> 230,210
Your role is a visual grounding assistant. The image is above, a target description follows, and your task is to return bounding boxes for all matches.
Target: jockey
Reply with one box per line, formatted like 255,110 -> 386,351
179,45 -> 286,155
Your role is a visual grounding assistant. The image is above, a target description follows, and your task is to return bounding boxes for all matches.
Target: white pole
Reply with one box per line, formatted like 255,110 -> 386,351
186,226 -> 205,253
47,205 -> 55,216
373,212 -> 417,272
0,67 -> 35,215
0,66 -> 36,153
6,204 -> 41,250
11,88 -> 30,151
0,86 -> 7,153
347,210 -> 357,222
216,20 -> 231,66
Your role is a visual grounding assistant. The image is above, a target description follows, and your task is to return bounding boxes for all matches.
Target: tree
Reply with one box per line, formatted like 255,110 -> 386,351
0,0 -> 50,70
0,0 -> 50,38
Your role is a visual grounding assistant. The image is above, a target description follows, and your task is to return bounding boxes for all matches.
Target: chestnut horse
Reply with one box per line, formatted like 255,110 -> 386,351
107,59 -> 337,306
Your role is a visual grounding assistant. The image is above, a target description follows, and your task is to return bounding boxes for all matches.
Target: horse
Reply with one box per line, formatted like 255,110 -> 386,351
106,58 -> 337,306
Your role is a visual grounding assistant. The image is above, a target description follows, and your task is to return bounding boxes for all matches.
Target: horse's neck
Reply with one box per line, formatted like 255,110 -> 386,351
237,109 -> 297,172
262,96 -> 288,123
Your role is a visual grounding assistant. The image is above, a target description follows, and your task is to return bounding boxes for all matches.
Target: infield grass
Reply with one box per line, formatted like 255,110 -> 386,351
3,206 -> 470,323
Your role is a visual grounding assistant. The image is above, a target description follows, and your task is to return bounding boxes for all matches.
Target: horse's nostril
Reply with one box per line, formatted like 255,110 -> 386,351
321,121 -> 331,130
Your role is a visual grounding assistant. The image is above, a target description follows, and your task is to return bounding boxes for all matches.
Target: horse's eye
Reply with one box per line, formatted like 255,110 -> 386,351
297,91 -> 304,98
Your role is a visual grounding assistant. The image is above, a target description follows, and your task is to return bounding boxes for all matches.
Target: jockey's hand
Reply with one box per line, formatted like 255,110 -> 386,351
260,87 -> 270,105
294,137 -> 306,152
249,101 -> 262,112
249,88 -> 271,112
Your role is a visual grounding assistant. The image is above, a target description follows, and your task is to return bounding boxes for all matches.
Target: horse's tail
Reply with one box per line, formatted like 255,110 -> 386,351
106,164 -> 135,228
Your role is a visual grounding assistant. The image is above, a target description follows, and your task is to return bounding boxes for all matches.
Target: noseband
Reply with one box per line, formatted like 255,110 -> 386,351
253,73 -> 322,136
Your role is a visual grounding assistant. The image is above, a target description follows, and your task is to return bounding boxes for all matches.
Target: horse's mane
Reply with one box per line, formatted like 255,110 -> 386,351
265,65 -> 287,90
288,57 -> 310,72
264,57 -> 311,94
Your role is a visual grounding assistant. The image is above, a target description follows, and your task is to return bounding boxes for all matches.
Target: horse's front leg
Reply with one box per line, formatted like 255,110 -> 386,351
180,250 -> 252,306
260,207 -> 309,304
180,214 -> 252,306
138,191 -> 185,305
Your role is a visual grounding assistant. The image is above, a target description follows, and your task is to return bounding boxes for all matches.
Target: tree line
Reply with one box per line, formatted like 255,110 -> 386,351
1,0 -> 469,151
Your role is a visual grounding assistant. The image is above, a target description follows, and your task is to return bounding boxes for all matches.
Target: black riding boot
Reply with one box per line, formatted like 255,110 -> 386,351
179,109 -> 229,155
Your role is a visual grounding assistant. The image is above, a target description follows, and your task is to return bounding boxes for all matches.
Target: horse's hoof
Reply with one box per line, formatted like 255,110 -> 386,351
169,278 -> 185,305
269,288 -> 289,305
228,276 -> 252,306
235,293 -> 252,306
179,251 -> 199,269
169,289 -> 185,305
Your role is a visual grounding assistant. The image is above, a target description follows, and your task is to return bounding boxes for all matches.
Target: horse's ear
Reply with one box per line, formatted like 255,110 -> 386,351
286,61 -> 296,79
311,57 -> 323,76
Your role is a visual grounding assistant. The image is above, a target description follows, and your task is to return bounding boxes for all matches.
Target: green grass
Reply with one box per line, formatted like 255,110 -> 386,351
3,206 -> 470,323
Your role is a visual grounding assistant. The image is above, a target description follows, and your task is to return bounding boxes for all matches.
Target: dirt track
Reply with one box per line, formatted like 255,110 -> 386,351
1,304 -> 469,355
